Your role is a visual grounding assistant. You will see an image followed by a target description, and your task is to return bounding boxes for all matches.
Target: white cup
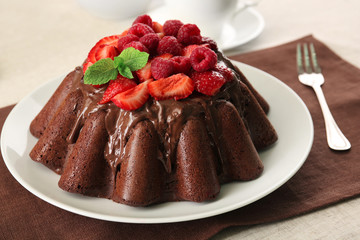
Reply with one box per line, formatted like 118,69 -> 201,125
163,0 -> 259,40
77,0 -> 151,20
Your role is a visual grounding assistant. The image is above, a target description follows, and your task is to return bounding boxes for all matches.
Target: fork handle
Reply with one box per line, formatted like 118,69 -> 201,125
313,84 -> 351,150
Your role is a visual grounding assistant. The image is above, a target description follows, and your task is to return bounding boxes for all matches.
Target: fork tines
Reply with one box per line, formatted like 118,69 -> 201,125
297,43 -> 322,74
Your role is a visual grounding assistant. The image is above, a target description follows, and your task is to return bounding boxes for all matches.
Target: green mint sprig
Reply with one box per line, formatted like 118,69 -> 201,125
84,47 -> 149,85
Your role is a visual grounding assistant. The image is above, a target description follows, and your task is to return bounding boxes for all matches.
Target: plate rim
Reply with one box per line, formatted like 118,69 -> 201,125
1,61 -> 314,223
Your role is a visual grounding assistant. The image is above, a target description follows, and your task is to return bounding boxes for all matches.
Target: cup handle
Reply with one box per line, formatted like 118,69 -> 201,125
231,0 -> 261,19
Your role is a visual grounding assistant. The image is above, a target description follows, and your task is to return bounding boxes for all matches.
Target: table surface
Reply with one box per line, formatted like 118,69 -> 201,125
1,0 -> 360,239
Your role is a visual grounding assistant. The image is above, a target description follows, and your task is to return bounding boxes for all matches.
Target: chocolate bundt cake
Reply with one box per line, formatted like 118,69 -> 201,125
29,15 -> 277,207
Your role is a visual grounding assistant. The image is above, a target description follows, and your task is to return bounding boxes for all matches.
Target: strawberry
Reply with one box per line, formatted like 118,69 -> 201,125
95,44 -> 120,61
99,76 -> 137,104
148,73 -> 194,100
111,80 -> 152,110
158,53 -> 173,59
182,44 -> 200,58
96,35 -> 123,48
83,60 -> 93,74
135,61 -> 152,82
181,44 -> 211,58
190,70 -> 226,96
152,21 -> 164,34
87,35 -> 122,63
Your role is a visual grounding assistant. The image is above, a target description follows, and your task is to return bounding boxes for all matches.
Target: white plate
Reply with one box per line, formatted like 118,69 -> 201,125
148,7 -> 264,51
1,61 -> 313,224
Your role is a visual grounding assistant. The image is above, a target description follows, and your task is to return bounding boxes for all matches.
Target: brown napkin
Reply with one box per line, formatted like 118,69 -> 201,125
1,35 -> 359,240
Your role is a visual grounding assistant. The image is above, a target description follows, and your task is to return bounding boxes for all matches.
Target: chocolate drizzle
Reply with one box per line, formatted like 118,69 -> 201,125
64,53 -> 252,180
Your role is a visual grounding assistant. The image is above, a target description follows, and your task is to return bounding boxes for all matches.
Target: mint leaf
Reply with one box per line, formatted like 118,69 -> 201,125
116,47 -> 149,72
84,58 -> 118,85
118,65 -> 133,79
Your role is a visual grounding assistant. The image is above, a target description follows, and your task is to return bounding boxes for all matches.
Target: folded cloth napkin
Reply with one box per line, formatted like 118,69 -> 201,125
1,35 -> 359,240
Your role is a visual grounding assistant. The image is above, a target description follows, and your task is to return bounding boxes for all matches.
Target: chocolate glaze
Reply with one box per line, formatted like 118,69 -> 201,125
29,52 -> 278,206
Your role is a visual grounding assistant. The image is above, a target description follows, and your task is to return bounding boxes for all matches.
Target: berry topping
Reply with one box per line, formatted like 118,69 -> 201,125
96,35 -> 123,48
83,16 -> 234,110
83,61 -> 93,74
136,61 -> 152,82
177,24 -> 202,45
170,56 -> 191,74
157,36 -> 182,56
152,22 -> 164,34
123,41 -> 149,53
139,33 -> 160,53
128,23 -> 155,38
201,37 -> 218,51
111,80 -> 151,110
117,34 -> 139,52
191,70 -> 226,96
148,73 -> 194,100
151,57 -> 174,79
95,44 -> 120,61
132,14 -> 152,27
182,44 -> 200,58
163,20 -> 184,36
214,64 -> 235,82
190,46 -> 217,72
99,76 -> 137,104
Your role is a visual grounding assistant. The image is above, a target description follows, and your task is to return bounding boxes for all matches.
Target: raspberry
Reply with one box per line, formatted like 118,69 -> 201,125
177,24 -> 201,45
201,37 -> 218,51
214,64 -> 235,82
157,36 -> 182,56
132,14 -> 152,27
151,57 -> 174,79
123,41 -> 149,53
190,46 -> 217,72
139,33 -> 160,53
170,56 -> 191,74
191,70 -> 226,96
163,20 -> 184,36
128,23 -> 155,38
117,34 -> 139,52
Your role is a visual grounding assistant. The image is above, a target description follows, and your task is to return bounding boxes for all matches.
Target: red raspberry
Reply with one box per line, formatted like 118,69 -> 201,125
177,24 -> 202,45
157,36 -> 182,56
191,70 -> 226,96
139,33 -> 160,53
214,64 -> 235,82
190,46 -> 217,72
132,14 -> 152,27
117,34 -> 139,52
123,41 -> 149,53
170,56 -> 191,74
128,23 -> 155,38
163,20 -> 184,36
151,57 -> 174,79
201,37 -> 218,51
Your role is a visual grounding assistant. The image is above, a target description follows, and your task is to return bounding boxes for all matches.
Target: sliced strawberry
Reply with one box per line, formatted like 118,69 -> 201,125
83,60 -> 93,74
99,76 -> 137,104
111,80 -> 151,110
95,44 -> 120,61
87,35 -> 123,63
181,44 -> 211,58
158,53 -> 173,59
97,35 -> 123,48
148,73 -> 194,100
190,70 -> 226,96
135,61 -> 152,82
182,44 -> 199,57
152,22 -> 164,34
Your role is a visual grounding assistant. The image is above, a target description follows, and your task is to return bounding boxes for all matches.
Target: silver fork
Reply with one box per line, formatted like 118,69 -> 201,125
297,43 -> 351,151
